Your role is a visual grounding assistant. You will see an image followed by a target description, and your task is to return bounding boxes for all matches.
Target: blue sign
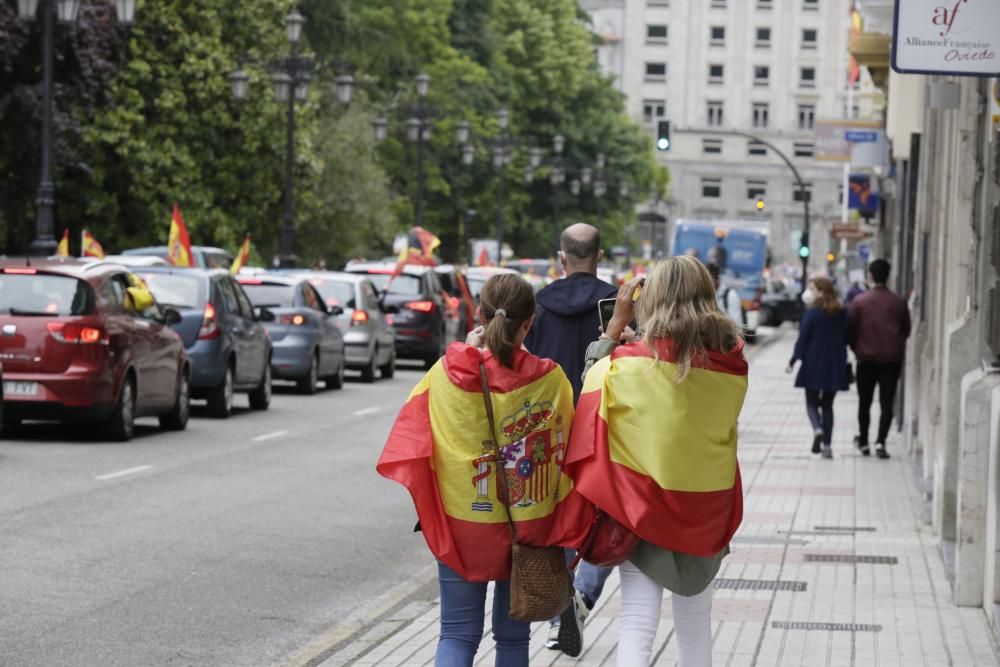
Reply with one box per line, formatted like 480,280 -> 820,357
848,174 -> 879,213
845,130 -> 878,143
858,243 -> 871,264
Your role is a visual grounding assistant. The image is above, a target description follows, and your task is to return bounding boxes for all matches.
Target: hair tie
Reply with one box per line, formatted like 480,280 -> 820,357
494,308 -> 507,318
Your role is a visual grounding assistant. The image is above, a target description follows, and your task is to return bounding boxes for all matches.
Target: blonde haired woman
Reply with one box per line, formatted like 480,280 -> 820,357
565,256 -> 748,667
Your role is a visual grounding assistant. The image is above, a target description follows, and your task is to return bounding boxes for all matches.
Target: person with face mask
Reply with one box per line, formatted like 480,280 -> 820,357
786,278 -> 851,458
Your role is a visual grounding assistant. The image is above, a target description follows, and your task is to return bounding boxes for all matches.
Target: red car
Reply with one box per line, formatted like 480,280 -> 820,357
0,259 -> 190,440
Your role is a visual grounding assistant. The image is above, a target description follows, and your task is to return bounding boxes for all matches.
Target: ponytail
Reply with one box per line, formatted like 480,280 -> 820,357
479,275 -> 535,368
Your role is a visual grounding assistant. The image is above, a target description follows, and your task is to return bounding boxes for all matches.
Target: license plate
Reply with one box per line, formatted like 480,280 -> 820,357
4,381 -> 38,397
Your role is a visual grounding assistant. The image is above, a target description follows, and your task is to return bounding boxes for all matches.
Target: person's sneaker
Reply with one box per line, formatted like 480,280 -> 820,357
875,443 -> 890,459
545,623 -> 560,650
557,590 -> 588,657
812,430 -> 824,454
821,445 -> 833,459
854,435 -> 870,456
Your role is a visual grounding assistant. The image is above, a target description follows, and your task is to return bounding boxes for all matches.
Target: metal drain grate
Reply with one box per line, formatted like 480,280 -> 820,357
814,525 -> 877,532
715,578 -> 807,592
772,621 -> 882,632
780,530 -> 854,536
804,554 -> 898,565
733,536 -> 809,545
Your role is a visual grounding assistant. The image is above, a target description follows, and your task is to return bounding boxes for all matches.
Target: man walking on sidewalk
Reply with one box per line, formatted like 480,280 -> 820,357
524,222 -> 617,656
849,259 -> 911,459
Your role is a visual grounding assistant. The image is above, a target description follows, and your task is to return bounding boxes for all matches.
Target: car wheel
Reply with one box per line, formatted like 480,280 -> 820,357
248,362 -> 272,410
327,360 -> 345,390
104,374 -> 136,442
297,352 -> 319,395
159,368 -> 190,431
360,347 -> 378,383
207,364 -> 234,419
379,347 -> 396,379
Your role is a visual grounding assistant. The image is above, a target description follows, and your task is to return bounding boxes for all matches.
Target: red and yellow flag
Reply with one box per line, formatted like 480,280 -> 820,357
565,340 -> 748,557
230,233 -> 251,274
81,230 -> 105,258
55,229 -> 70,257
393,227 -> 440,277
377,344 -> 593,582
167,203 -> 193,267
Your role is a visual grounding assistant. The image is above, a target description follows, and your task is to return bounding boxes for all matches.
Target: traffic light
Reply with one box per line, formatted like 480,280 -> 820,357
655,119 -> 672,151
799,244 -> 810,259
826,252 -> 836,263
754,196 -> 765,212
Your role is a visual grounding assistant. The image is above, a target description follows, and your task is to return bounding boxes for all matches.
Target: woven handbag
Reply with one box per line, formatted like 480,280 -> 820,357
479,361 -> 573,623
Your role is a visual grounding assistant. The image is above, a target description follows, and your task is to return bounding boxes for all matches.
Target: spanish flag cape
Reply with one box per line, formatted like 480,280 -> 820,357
565,339 -> 748,557
377,343 -> 593,582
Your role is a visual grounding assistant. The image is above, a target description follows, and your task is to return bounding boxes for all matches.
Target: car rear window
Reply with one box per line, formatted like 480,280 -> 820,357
355,272 -> 422,296
240,282 -> 295,307
0,273 -> 93,315
310,280 -> 355,309
142,273 -> 202,309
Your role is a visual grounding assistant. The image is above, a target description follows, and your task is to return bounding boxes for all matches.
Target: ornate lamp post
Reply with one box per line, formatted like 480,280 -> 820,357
18,0 -> 137,256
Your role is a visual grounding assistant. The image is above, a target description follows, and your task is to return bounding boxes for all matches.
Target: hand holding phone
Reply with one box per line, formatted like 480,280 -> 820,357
598,298 -> 617,333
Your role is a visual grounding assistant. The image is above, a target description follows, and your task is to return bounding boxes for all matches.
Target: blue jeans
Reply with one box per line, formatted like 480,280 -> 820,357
550,551 -> 614,624
805,390 -> 836,446
436,561 -> 530,667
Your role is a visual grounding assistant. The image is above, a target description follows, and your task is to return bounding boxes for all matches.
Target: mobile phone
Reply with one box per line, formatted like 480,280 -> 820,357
598,298 -> 617,333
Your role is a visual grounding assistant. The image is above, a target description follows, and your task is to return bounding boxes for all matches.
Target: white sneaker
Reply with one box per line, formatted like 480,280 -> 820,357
557,590 -> 589,657
545,623 -> 560,650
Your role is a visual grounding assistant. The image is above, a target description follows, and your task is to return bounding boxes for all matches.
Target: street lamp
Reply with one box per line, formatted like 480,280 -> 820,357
372,115 -> 389,143
18,0 -> 137,255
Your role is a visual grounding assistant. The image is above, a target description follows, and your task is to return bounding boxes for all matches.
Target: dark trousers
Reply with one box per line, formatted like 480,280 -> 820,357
856,361 -> 902,445
805,390 -> 836,446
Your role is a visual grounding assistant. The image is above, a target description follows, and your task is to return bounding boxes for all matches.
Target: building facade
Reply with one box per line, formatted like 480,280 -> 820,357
582,0 -> 854,265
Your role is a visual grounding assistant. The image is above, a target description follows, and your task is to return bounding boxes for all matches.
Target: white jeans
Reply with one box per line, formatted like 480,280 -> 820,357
617,561 -> 713,667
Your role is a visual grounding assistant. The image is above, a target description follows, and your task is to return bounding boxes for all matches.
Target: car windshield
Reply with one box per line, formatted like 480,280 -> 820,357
142,273 -> 202,309
0,273 -> 93,315
466,277 -> 486,300
240,283 -> 295,307
311,279 -> 355,309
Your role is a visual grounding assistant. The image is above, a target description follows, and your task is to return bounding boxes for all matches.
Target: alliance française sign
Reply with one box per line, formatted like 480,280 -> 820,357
892,0 -> 1000,77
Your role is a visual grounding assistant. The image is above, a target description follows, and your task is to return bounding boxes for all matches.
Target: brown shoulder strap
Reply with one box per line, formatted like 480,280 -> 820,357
479,360 -> 518,542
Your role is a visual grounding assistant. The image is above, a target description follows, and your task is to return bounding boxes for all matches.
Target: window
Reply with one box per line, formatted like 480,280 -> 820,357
643,99 -> 667,124
707,100 -> 724,127
800,67 -> 816,88
232,280 -> 255,319
752,102 -> 769,128
803,0 -> 819,9
757,0 -> 773,8
838,184 -> 844,204
219,279 -> 241,315
708,64 -> 724,84
794,142 -> 815,158
747,181 -> 767,199
645,62 -> 667,82
703,138 -> 723,154
702,178 -> 722,198
798,104 -> 816,130
802,29 -> 818,49
754,65 -> 769,86
711,0 -> 726,7
748,140 -> 767,156
755,27 -> 771,48
793,183 -> 813,202
647,24 -> 668,44
710,26 -> 725,46
647,0 -> 670,5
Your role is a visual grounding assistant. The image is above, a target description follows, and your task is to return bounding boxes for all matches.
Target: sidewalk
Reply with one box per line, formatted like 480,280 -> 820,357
320,333 -> 1000,666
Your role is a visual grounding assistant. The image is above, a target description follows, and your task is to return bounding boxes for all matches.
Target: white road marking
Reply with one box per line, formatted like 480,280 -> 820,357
352,407 -> 380,417
253,430 -> 289,442
95,465 -> 152,481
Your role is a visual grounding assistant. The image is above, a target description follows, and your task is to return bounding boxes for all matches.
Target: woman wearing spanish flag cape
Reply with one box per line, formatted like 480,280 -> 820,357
566,256 -> 748,667
377,274 -> 592,667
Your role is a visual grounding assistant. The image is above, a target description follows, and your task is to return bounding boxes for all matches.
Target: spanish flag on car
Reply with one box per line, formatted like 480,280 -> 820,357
230,233 -> 251,274
377,344 -> 593,582
81,230 -> 105,258
565,340 -> 748,557
55,229 -> 70,257
167,203 -> 193,267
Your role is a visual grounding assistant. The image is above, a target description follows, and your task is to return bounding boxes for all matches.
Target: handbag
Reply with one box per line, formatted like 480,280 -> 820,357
572,508 -> 640,569
479,361 -> 573,623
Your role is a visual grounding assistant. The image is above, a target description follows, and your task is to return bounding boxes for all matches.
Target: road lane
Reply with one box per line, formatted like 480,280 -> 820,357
0,366 -> 432,666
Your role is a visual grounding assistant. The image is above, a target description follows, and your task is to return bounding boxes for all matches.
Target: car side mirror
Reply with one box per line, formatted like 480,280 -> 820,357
162,308 -> 182,326
255,307 -> 277,323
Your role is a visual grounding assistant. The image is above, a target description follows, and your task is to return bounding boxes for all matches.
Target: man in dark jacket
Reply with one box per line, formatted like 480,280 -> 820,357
523,223 -> 617,656
848,259 -> 911,459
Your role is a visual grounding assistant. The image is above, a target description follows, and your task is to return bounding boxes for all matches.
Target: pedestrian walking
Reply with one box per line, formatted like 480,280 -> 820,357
848,259 -> 911,459
707,261 -> 743,327
566,257 -> 747,667
377,274 -> 590,667
786,277 -> 850,459
523,222 -> 618,656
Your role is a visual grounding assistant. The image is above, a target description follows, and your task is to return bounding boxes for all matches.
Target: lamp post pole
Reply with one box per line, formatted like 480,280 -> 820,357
493,109 -> 510,264
550,134 -> 565,254
279,55 -> 297,267
413,74 -> 430,228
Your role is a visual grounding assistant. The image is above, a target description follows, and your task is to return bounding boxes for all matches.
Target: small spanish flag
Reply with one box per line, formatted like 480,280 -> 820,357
55,229 -> 70,257
81,230 -> 105,258
230,233 -> 251,274
393,227 -> 440,277
565,340 -> 748,557
167,203 -> 193,267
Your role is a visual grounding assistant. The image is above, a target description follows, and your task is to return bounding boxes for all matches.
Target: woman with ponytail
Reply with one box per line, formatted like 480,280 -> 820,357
378,273 -> 590,667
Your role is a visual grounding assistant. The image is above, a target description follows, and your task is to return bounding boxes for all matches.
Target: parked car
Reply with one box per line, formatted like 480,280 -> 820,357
758,279 -> 804,327
237,274 -> 346,393
102,255 -> 171,267
0,259 -> 189,440
141,267 -> 272,417
346,262 -> 451,369
293,271 -> 396,382
122,246 -> 234,269
434,264 -> 476,336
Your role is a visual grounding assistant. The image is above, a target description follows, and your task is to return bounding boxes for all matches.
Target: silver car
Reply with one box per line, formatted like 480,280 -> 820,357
298,272 -> 396,382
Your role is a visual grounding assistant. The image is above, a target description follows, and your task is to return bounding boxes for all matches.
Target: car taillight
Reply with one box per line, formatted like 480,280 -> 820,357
198,303 -> 221,339
406,300 -> 436,313
279,313 -> 307,326
385,315 -> 395,326
351,310 -> 369,326
47,322 -> 107,344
